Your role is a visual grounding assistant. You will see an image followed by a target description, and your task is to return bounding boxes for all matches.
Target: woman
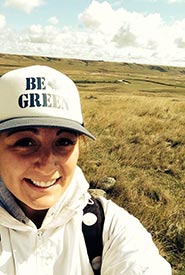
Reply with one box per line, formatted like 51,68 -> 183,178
0,65 -> 171,274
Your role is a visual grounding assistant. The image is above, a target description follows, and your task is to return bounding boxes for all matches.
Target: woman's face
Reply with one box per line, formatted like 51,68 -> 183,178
0,127 -> 79,211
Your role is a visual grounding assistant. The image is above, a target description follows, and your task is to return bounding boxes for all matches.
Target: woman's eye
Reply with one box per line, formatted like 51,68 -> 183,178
14,138 -> 35,147
55,138 -> 75,147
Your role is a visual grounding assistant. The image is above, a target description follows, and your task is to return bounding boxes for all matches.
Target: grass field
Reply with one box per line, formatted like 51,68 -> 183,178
0,53 -> 185,274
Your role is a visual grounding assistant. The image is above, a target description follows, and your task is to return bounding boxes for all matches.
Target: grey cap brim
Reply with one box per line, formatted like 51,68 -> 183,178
0,117 -> 95,140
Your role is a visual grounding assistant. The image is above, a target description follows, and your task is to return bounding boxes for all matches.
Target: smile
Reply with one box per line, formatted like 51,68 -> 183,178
26,178 -> 60,188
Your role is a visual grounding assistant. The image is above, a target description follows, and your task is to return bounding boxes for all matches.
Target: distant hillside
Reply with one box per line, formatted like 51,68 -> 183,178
1,52 -> 185,78
1,53 -> 185,98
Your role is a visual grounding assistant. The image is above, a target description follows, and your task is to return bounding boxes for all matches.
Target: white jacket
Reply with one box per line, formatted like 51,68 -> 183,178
0,166 -> 171,275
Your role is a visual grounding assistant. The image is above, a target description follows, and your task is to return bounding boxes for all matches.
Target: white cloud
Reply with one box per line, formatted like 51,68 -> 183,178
175,37 -> 185,48
79,0 -> 127,35
0,14 -> 6,29
77,0 -> 185,66
168,0 -> 185,2
48,16 -> 59,25
25,24 -> 60,44
4,0 -> 45,13
79,1 -> 165,48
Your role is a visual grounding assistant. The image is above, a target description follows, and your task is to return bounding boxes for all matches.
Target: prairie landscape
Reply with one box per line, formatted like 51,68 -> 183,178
0,53 -> 185,274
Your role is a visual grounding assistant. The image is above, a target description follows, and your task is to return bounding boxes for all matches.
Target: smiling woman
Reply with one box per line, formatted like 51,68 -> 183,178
0,65 -> 171,275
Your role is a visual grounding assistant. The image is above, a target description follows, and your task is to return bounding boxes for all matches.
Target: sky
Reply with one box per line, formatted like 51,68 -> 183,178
1,0 -> 185,67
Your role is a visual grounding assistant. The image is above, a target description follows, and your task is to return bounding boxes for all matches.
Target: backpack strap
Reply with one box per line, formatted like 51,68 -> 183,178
82,197 -> 105,275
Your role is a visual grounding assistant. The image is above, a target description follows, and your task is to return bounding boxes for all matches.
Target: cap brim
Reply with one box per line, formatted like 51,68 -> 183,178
0,117 -> 95,140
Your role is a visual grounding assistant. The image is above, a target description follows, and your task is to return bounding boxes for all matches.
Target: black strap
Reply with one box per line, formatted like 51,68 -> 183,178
82,197 -> 105,275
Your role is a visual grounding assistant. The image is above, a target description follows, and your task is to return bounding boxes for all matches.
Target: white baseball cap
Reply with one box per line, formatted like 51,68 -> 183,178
0,65 -> 95,139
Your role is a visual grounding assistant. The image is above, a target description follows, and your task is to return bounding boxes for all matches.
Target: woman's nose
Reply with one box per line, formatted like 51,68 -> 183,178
34,148 -> 59,174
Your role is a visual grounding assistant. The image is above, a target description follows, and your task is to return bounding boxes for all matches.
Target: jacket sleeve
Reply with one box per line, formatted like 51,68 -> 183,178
100,198 -> 172,275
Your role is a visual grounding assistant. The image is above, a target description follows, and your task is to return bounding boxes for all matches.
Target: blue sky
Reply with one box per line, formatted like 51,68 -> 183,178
1,0 -> 185,28
1,0 -> 185,66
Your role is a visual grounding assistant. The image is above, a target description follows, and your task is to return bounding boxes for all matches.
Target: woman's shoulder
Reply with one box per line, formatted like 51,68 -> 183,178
98,196 -> 146,231
97,197 -> 172,274
97,196 -> 158,255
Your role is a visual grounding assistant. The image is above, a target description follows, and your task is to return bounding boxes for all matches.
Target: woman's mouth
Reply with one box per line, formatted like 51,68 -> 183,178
25,178 -> 61,188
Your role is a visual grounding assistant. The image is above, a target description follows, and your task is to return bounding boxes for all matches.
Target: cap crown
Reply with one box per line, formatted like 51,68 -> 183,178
0,65 -> 83,124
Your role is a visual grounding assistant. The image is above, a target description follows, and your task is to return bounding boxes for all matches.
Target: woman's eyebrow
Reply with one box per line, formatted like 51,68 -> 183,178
56,129 -> 78,136
7,128 -> 38,137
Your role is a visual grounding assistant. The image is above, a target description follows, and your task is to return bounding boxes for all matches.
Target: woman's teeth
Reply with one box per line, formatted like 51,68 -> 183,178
31,179 -> 57,187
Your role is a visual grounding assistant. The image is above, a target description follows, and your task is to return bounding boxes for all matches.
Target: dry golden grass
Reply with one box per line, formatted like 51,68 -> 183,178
79,89 -> 185,275
0,53 -> 185,274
